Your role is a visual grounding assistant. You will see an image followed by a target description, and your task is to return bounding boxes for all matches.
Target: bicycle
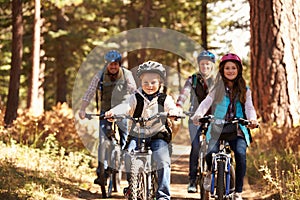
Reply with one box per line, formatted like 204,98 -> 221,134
85,113 -> 122,198
183,111 -> 210,200
198,116 -> 257,200
111,112 -> 185,200
197,115 -> 212,200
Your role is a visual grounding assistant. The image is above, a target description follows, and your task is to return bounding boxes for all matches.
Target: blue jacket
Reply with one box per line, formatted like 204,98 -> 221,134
206,95 -> 251,146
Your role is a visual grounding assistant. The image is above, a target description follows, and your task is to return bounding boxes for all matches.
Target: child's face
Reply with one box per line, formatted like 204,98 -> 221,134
198,59 -> 213,77
140,73 -> 161,95
223,61 -> 238,80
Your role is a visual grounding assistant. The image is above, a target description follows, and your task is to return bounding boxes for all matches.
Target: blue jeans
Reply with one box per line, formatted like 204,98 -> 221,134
125,138 -> 171,200
206,136 -> 247,193
188,119 -> 202,182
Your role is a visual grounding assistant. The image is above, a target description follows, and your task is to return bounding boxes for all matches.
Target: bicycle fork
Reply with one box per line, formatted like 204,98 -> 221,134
210,152 -> 233,198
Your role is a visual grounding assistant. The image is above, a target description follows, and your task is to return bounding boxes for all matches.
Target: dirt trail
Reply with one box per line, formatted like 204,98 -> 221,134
70,144 -> 266,200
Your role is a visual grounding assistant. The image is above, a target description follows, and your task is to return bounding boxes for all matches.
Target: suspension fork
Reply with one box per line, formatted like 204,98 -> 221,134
225,157 -> 231,195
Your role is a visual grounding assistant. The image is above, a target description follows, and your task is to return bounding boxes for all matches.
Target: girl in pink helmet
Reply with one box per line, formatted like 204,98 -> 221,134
192,53 -> 258,199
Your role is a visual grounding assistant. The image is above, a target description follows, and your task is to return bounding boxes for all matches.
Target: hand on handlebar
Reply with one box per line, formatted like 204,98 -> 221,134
79,110 -> 86,119
191,115 -> 202,126
247,119 -> 259,129
105,110 -> 115,122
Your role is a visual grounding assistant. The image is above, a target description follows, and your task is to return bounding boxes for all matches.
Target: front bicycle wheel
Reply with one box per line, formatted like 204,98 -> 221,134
149,170 -> 158,199
199,173 -> 209,200
98,163 -> 109,198
216,160 -> 225,200
199,140 -> 208,200
129,159 -> 147,200
111,148 -> 121,192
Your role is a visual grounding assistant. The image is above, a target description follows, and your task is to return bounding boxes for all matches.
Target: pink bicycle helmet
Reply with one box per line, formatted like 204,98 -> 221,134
220,53 -> 242,68
219,53 -> 243,79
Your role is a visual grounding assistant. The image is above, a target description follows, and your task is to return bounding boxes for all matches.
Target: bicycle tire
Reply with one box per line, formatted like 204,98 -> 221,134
150,170 -> 158,199
216,160 -> 225,200
229,164 -> 235,194
199,173 -> 210,200
199,138 -> 208,200
129,158 -> 146,200
98,163 -> 109,198
112,148 -> 121,192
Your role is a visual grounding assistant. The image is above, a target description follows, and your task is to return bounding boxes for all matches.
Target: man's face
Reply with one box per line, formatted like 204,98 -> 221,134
140,73 -> 161,95
107,62 -> 120,74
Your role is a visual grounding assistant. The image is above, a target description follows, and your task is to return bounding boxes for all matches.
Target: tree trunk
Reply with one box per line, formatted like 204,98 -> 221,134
200,0 -> 207,49
29,0 -> 43,116
55,7 -> 67,103
4,0 -> 23,125
249,0 -> 300,127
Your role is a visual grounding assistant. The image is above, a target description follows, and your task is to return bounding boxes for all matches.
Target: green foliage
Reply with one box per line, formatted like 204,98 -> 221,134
1,0 -> 234,108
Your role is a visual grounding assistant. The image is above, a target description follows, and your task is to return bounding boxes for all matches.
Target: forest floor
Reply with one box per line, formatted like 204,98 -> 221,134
63,143 -> 275,200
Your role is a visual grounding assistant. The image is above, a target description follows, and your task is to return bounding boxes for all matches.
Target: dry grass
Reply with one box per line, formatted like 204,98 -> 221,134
247,122 -> 300,199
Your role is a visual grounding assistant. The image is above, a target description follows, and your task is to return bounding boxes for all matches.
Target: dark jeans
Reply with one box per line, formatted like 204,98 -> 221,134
206,136 -> 247,193
188,119 -> 202,182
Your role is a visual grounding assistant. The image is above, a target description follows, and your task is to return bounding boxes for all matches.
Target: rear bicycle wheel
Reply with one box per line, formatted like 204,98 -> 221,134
216,160 -> 225,200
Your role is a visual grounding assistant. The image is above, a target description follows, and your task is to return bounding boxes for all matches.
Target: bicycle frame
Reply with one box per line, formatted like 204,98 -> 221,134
210,140 -> 235,199
121,112 -> 184,200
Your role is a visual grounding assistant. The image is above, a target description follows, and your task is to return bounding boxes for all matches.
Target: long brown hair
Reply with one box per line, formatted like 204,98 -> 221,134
214,60 -> 247,104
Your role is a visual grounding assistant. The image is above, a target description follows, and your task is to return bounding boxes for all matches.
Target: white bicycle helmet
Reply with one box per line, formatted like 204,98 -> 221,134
136,61 -> 166,80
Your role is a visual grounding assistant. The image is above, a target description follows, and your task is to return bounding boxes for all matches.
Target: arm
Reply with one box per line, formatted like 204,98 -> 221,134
244,89 -> 258,128
125,69 -> 137,93
78,73 -> 101,119
191,91 -> 214,122
176,78 -> 192,107
107,93 -> 136,117
165,95 -> 183,116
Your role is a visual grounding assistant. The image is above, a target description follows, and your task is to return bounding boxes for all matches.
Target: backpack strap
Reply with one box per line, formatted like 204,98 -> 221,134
133,93 -> 144,118
95,70 -> 104,112
157,93 -> 167,112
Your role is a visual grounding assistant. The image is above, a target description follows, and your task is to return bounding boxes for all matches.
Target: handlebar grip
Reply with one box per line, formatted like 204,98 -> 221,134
85,113 -> 105,120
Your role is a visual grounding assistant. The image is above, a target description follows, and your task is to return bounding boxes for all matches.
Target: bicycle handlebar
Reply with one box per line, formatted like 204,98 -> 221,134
85,112 -> 186,122
198,115 -> 259,128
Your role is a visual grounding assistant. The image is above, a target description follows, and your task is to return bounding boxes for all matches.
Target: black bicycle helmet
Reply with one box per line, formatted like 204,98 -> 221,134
197,50 -> 215,63
137,61 -> 166,80
104,50 -> 122,63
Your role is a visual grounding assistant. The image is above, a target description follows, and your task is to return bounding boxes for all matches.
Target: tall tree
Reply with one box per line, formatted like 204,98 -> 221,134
4,0 -> 23,125
249,0 -> 300,127
55,7 -> 67,103
28,0 -> 43,116
200,0 -> 208,49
